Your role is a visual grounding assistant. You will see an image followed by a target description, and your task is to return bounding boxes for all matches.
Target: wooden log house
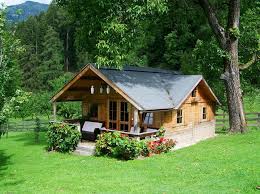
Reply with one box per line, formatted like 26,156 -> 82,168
51,64 -> 220,142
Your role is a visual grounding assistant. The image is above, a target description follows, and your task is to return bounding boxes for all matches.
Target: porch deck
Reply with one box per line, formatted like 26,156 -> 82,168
51,120 -> 158,141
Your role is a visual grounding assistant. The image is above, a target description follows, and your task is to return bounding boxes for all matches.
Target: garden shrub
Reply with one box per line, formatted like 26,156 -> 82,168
147,138 -> 176,154
95,132 -> 142,160
46,123 -> 81,153
95,131 -> 176,160
156,127 -> 166,137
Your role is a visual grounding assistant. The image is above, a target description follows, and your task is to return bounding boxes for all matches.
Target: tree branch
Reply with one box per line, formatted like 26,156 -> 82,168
239,54 -> 258,70
198,0 -> 227,49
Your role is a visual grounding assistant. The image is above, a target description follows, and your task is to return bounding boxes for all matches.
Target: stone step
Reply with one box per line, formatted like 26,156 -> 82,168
74,144 -> 95,156
76,147 -> 95,151
74,149 -> 94,156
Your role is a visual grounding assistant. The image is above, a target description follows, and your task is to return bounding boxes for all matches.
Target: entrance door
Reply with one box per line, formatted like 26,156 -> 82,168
108,100 -> 130,131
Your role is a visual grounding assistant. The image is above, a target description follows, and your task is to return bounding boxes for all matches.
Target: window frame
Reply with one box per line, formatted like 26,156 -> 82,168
202,107 -> 207,120
119,101 -> 130,132
109,101 -> 117,130
177,109 -> 183,124
191,87 -> 197,97
142,112 -> 154,126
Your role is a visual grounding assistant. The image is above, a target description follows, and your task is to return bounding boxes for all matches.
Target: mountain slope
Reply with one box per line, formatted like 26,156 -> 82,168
6,1 -> 49,22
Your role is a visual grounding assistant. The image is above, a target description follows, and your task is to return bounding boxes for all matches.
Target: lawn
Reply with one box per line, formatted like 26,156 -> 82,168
0,129 -> 259,194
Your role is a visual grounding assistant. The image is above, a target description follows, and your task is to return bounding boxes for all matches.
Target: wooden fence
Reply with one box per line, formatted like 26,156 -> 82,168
216,112 -> 260,129
0,119 -> 49,132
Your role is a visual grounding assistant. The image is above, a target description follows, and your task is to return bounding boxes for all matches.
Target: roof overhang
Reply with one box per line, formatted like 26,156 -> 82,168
51,64 -> 144,110
51,64 -> 220,112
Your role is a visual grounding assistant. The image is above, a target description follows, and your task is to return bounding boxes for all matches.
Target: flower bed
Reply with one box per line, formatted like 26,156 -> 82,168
95,131 -> 176,160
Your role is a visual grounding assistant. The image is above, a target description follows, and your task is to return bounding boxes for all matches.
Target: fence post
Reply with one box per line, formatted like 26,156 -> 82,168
223,112 -> 226,129
6,122 -> 8,138
258,113 -> 260,127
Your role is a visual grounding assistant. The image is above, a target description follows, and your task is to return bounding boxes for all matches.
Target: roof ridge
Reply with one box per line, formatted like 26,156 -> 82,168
99,65 -> 181,75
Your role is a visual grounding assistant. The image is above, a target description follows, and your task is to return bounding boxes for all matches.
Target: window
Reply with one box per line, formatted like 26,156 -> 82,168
109,101 -> 117,130
202,107 -> 207,120
89,104 -> 98,118
177,109 -> 183,124
120,102 -> 129,122
191,87 -> 197,97
143,112 -> 154,125
120,102 -> 129,132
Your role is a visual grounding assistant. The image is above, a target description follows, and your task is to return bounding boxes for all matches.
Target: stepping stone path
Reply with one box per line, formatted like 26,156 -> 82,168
74,142 -> 95,156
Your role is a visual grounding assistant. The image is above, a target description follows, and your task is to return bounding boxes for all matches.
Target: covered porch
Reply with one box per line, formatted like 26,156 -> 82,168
51,65 -> 158,140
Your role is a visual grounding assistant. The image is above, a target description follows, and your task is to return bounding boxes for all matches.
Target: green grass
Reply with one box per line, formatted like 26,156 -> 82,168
0,130 -> 259,194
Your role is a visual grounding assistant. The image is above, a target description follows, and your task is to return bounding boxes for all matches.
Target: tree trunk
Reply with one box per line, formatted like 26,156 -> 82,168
198,0 -> 246,133
65,28 -> 70,72
224,40 -> 246,132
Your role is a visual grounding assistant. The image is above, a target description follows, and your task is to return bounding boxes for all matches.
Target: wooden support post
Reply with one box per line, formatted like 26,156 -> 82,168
52,102 -> 57,121
134,109 -> 140,133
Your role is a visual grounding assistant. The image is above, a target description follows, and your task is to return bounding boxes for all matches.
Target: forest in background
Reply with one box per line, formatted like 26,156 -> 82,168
0,0 -> 259,122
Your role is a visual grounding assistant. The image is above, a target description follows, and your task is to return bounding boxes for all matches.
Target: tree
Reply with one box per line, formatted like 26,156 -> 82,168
56,0 -> 168,68
16,15 -> 46,90
197,0 -> 258,132
38,26 -> 64,89
0,7 -> 23,117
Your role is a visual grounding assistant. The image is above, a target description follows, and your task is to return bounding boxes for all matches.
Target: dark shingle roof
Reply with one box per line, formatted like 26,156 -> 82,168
99,66 -> 203,110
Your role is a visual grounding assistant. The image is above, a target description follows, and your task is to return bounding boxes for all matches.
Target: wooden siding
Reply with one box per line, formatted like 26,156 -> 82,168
146,81 -> 216,130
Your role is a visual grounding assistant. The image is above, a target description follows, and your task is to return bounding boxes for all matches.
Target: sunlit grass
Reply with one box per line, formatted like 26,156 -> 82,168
0,130 -> 259,194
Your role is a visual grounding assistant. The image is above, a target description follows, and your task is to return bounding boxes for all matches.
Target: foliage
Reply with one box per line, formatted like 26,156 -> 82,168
38,26 -> 64,90
57,102 -> 81,119
0,90 -> 31,137
0,7 -> 23,111
0,90 -> 31,125
55,0 -> 259,110
95,132 -> 142,160
49,73 -> 81,119
46,123 -> 81,153
57,0 -> 168,67
147,138 -> 176,155
15,3 -> 76,91
156,126 -> 166,137
95,131 -> 176,160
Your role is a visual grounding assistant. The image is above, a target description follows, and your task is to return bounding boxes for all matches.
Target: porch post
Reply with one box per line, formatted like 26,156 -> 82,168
134,109 -> 140,133
52,102 -> 57,121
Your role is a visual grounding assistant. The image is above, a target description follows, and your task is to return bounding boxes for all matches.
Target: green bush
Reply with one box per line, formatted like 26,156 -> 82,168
95,132 -> 176,160
156,127 -> 166,137
46,123 -> 81,153
95,132 -> 142,160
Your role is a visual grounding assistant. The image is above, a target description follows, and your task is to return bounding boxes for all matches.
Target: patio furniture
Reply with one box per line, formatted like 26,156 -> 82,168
81,121 -> 103,141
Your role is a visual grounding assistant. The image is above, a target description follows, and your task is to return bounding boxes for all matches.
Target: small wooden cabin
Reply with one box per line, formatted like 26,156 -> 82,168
51,64 -> 220,143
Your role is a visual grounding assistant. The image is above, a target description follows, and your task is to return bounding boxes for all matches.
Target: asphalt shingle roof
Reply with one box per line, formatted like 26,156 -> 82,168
99,66 -> 203,110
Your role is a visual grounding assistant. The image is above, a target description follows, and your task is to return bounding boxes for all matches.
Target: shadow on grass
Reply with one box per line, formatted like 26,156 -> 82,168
12,132 -> 47,147
0,149 -> 13,177
0,150 -> 25,188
